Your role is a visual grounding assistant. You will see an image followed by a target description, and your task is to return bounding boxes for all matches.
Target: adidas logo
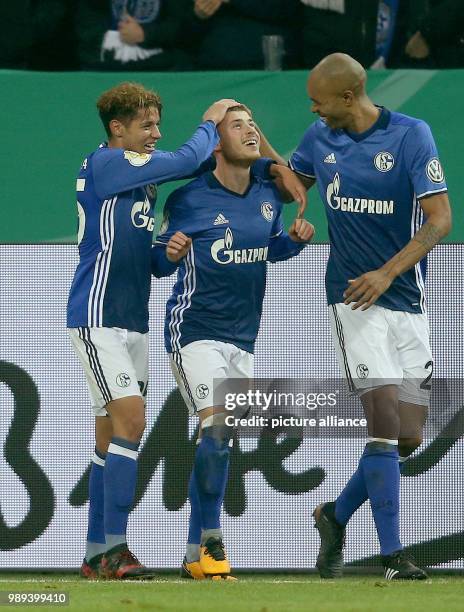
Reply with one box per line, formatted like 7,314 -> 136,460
385,568 -> 399,580
324,153 -> 336,164
213,213 -> 229,225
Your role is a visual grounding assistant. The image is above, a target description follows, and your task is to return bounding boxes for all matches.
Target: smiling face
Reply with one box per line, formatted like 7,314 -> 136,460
110,106 -> 161,154
307,73 -> 353,130
215,109 -> 260,164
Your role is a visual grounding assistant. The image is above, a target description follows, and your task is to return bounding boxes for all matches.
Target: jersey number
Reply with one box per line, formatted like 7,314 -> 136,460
420,360 -> 433,391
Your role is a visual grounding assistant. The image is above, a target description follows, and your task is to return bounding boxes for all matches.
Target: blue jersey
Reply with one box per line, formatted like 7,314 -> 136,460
290,107 -> 447,313
66,121 -> 219,333
152,172 -> 305,353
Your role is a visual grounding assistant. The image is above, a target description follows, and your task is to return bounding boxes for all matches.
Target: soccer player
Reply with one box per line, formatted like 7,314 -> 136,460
151,105 -> 314,580
287,54 -> 451,579
66,81 -> 244,579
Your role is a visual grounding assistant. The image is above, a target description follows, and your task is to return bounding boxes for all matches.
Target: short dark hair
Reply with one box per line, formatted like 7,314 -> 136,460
96,82 -> 163,136
226,104 -> 252,118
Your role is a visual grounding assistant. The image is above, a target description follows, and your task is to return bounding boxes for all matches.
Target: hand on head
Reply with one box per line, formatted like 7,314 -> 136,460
203,99 -> 240,125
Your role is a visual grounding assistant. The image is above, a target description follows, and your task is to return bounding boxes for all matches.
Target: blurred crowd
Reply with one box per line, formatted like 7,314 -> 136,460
2,0 -> 463,72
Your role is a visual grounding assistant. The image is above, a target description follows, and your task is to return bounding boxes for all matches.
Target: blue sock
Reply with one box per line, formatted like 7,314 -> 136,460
194,435 -> 230,530
334,465 -> 367,527
85,448 -> 107,562
360,442 -> 401,556
104,436 -> 139,550
186,471 -> 202,562
335,455 -> 407,527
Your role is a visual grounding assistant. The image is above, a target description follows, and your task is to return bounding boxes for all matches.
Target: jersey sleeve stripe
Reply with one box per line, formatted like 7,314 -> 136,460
97,198 -> 117,326
87,197 -> 117,327
411,195 -> 426,313
288,159 -> 316,179
416,187 -> 448,200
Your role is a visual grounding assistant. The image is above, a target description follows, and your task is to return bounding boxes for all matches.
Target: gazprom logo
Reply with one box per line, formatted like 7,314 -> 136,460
131,196 -> 155,231
326,173 -> 394,215
211,228 -> 234,264
326,173 -> 341,209
211,227 -> 268,265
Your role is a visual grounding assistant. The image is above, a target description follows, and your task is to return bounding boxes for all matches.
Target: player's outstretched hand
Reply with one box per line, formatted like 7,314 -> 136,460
166,231 -> 192,263
270,165 -> 308,217
343,269 -> 394,311
288,219 -> 315,243
203,99 -> 240,125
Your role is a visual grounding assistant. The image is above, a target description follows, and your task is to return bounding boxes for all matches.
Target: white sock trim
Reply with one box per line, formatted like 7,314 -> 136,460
92,452 -> 105,467
107,443 -> 138,461
202,415 -> 214,428
368,437 -> 398,445
398,456 -> 407,463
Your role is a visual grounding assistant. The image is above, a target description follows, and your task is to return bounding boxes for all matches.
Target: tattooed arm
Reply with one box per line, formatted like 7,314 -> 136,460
343,192 -> 452,310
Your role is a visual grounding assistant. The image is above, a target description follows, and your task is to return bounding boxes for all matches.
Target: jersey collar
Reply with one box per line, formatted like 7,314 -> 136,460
344,106 -> 391,142
205,171 -> 256,198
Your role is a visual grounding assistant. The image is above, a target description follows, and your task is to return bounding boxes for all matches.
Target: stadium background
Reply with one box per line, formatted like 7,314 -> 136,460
1,69 -> 463,571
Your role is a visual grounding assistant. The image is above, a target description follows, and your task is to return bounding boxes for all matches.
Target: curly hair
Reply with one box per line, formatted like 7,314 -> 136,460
97,82 -> 162,136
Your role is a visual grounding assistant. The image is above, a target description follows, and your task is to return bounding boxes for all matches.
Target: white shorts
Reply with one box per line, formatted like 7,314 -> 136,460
329,303 -> 433,405
170,340 -> 254,415
68,327 -> 148,416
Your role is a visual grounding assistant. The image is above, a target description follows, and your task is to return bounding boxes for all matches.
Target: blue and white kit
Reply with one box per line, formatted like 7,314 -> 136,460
152,172 -> 306,412
290,107 -> 447,400
67,121 -> 219,413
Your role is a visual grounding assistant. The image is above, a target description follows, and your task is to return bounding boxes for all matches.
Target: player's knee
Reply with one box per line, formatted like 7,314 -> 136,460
117,413 -> 146,442
131,414 -> 146,441
200,410 -> 233,440
398,436 -> 422,457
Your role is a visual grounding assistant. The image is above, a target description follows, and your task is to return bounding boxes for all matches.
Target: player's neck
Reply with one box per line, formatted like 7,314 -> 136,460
345,101 -> 381,134
108,137 -> 123,149
213,163 -> 251,195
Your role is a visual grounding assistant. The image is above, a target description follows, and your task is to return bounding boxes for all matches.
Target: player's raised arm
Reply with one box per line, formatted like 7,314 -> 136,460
258,118 -> 316,218
93,98 -> 240,199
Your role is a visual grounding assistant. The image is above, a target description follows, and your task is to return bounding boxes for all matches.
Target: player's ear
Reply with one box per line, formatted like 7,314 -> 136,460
109,118 -> 124,138
214,142 -> 222,153
343,90 -> 354,106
